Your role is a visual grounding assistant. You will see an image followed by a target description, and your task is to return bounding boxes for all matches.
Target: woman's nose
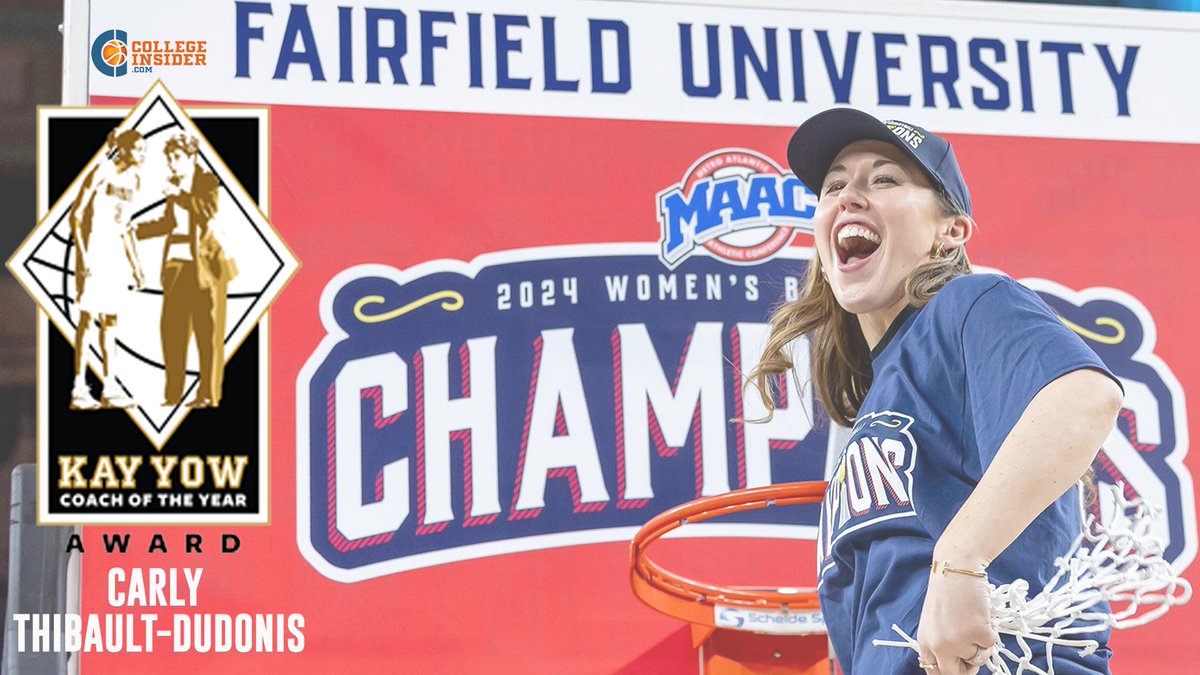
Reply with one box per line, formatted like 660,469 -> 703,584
837,180 -> 867,210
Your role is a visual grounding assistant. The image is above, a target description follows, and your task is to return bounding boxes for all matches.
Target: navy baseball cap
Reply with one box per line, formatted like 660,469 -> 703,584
787,108 -> 972,216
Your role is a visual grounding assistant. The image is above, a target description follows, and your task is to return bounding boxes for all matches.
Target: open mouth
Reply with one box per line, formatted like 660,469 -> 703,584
836,224 -> 881,266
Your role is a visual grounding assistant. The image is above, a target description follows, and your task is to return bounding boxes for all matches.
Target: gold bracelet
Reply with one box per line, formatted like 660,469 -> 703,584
931,559 -> 988,579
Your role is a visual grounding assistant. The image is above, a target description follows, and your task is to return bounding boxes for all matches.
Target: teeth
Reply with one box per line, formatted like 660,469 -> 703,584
837,225 -> 880,245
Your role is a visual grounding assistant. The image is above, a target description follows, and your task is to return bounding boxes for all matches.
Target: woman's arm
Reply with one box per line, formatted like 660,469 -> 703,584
121,228 -> 145,289
916,367 -> 1123,674
69,166 -> 101,262
135,201 -> 175,239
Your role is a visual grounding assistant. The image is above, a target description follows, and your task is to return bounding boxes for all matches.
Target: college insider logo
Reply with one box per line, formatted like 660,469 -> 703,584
92,29 -> 130,77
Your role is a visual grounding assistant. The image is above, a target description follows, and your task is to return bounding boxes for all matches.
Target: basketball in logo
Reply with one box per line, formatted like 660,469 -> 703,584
101,39 -> 127,68
90,29 -> 129,77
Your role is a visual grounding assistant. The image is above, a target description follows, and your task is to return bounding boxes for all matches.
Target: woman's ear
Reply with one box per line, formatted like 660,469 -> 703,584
939,214 -> 974,253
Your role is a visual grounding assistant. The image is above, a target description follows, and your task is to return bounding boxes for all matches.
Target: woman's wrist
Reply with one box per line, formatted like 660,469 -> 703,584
930,559 -> 988,579
932,539 -> 992,573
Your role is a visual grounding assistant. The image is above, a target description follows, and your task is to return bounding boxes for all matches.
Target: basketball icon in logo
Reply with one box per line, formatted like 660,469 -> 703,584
101,39 -> 127,68
90,29 -> 129,77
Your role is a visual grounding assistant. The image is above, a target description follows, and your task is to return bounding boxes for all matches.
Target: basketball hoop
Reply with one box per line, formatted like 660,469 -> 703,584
629,481 -> 831,674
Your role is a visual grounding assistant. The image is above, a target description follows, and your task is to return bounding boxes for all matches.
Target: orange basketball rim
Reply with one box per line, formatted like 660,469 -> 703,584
629,481 -> 828,631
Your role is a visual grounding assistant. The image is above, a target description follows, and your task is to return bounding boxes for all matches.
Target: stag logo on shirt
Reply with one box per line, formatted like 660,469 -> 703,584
817,411 -> 918,567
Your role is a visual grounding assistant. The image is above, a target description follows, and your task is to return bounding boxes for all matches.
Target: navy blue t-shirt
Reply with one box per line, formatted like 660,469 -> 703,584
816,274 -> 1117,674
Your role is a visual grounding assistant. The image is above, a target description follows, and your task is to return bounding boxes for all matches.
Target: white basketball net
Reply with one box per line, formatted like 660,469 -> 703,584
874,484 -> 1192,674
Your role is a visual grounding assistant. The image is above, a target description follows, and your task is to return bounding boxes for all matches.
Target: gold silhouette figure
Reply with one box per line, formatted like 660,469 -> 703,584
137,133 -> 237,408
69,129 -> 146,410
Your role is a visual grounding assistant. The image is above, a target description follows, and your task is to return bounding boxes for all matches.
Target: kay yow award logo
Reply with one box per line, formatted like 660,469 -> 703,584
7,81 -> 298,524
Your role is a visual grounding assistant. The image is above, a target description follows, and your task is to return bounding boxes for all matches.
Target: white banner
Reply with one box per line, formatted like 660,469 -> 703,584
84,0 -> 1200,142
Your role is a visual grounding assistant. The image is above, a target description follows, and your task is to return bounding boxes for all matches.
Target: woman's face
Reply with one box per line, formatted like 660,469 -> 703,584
130,139 -> 147,167
166,147 -> 195,184
812,139 -> 954,329
117,138 -> 147,168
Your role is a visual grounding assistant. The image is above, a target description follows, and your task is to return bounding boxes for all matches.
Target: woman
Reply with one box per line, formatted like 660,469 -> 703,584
69,128 -> 146,410
747,108 -> 1122,674
134,132 -> 234,408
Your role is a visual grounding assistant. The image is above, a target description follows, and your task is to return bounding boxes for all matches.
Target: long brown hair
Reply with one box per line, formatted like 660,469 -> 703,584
106,128 -> 143,165
744,190 -> 971,427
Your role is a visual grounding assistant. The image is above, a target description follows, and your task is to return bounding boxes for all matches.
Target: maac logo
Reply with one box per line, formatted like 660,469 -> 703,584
656,149 -> 816,270
7,81 -> 298,524
91,29 -> 130,77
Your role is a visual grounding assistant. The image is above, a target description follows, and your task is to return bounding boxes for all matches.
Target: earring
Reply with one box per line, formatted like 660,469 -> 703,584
934,242 -> 946,258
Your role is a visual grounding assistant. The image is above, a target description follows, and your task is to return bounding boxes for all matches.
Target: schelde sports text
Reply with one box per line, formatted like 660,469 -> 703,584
233,2 -> 1139,116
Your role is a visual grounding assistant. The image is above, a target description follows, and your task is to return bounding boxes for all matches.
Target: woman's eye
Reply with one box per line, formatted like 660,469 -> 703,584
823,180 -> 845,195
872,174 -> 897,185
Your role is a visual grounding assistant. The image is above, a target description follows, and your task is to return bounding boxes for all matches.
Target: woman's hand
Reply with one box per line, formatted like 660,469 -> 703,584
163,178 -> 183,199
916,567 -> 999,675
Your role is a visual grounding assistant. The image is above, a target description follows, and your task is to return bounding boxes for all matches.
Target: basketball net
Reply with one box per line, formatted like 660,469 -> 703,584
873,484 -> 1193,674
